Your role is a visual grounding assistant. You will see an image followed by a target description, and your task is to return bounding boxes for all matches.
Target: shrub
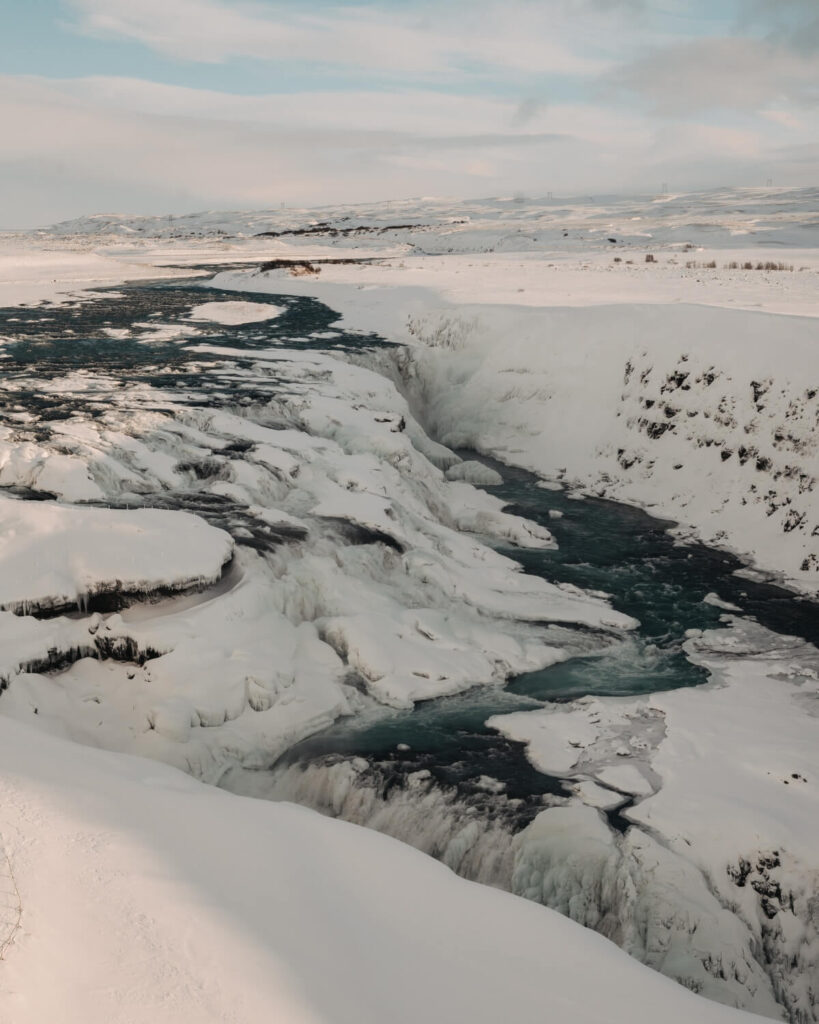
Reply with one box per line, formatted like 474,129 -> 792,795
724,260 -> 793,271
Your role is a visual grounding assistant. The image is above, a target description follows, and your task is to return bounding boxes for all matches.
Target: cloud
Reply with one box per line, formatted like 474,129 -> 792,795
513,97 -> 549,127
741,0 -> 819,53
0,74 -> 593,224
64,0 -> 608,76
1,71 -> 814,228
51,76 -> 524,136
608,36 -> 819,115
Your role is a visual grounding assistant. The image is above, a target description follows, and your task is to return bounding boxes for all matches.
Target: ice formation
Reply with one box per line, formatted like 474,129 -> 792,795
0,316 -> 634,783
0,496 -> 233,616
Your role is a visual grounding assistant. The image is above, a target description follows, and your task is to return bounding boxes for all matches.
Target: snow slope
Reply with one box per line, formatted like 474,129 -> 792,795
0,716 -> 759,1024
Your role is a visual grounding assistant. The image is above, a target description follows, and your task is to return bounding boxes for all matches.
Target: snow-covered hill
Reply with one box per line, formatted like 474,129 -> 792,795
43,186 -> 819,252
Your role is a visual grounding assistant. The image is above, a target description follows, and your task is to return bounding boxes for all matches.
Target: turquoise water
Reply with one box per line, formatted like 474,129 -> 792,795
3,275 -> 816,795
277,453 -> 818,807
490,461 -> 818,700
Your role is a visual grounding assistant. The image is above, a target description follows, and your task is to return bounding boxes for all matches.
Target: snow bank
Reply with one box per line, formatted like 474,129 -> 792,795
0,715 -> 757,1024
394,302 -> 819,586
0,496 -> 234,615
187,299 -> 284,324
490,619 -> 819,1023
0,236 -> 200,306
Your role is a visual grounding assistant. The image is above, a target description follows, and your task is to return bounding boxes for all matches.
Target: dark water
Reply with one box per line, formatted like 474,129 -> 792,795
279,453 -> 818,811
0,279 -> 394,524
0,280 -> 388,386
251,378 -> 818,808
3,275 -> 816,809
487,460 -> 819,699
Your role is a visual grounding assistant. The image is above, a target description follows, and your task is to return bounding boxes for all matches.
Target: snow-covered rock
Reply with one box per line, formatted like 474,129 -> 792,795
187,299 -> 284,324
0,496 -> 233,616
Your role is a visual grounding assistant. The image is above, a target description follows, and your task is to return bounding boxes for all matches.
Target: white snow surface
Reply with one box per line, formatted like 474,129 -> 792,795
0,715 -> 755,1024
187,299 -> 283,324
0,496 -> 233,615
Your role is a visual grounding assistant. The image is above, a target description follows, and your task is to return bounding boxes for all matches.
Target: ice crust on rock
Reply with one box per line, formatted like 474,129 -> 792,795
445,459 -> 504,485
0,496 -> 234,616
321,606 -> 565,707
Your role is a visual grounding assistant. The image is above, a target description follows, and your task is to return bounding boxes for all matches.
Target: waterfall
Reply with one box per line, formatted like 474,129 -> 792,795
222,752 -> 790,1022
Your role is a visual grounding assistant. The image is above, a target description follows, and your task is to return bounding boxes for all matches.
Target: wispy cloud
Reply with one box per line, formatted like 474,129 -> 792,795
0,1 -> 816,225
2,70 -> 814,227
65,0 -> 610,76
741,0 -> 819,53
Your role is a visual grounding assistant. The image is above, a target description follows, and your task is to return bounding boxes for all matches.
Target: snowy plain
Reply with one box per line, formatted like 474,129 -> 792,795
0,186 -> 817,1023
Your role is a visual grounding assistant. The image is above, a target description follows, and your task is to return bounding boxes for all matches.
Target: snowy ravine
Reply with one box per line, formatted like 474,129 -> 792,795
198,284 -> 817,1016
221,617 -> 819,1022
1,188 -> 817,1022
210,277 -> 819,591
0,281 -> 812,1023
2,293 -> 638,783
388,303 -> 819,586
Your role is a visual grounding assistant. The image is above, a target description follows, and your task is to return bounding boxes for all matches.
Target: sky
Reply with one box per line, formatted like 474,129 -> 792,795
0,0 -> 817,226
